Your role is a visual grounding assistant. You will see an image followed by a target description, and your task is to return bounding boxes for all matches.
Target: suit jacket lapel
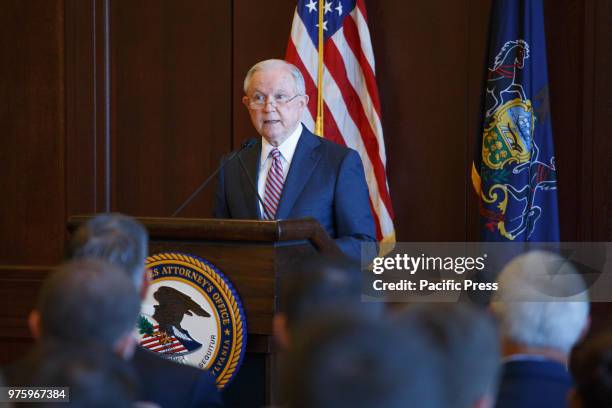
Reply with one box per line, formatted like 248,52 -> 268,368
238,139 -> 261,219
275,128 -> 322,219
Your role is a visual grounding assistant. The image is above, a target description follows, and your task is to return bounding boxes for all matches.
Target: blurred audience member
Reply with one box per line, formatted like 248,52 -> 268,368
31,259 -> 140,356
395,303 -> 500,408
274,256 -> 382,350
3,259 -> 141,405
568,332 -> 612,408
68,213 -> 222,407
29,344 -> 139,408
491,250 -> 589,408
67,213 -> 149,293
283,313 -> 444,408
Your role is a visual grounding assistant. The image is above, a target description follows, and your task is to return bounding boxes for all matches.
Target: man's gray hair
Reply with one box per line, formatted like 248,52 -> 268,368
38,259 -> 141,346
67,213 -> 148,289
243,59 -> 306,95
491,250 -> 590,354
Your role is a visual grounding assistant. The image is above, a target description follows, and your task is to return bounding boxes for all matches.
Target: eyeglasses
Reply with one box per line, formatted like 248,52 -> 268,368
247,93 -> 302,110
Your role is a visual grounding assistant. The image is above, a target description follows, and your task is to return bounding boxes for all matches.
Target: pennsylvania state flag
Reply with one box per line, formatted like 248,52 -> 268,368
472,0 -> 560,242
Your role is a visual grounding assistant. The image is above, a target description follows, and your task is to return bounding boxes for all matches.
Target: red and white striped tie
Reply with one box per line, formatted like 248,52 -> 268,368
262,148 -> 284,220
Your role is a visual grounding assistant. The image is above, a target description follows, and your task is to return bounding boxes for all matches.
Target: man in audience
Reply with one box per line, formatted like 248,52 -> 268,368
395,303 -> 501,408
283,313 -> 445,408
27,344 -> 140,408
568,331 -> 612,408
491,250 -> 590,408
274,256 -> 382,350
68,213 -> 222,408
3,259 -> 141,406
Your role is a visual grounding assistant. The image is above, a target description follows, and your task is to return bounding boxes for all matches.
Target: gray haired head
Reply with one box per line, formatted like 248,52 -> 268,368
491,250 -> 590,354
243,59 -> 306,96
67,213 -> 148,289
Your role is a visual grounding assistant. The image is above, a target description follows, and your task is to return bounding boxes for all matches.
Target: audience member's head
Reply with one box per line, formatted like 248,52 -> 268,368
274,256 -> 382,349
569,332 -> 612,408
67,213 -> 148,290
29,259 -> 141,358
395,303 -> 500,408
29,343 -> 139,408
283,313 -> 444,408
491,250 -> 589,360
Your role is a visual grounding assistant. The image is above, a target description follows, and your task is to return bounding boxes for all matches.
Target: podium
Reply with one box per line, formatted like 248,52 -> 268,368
67,216 -> 342,405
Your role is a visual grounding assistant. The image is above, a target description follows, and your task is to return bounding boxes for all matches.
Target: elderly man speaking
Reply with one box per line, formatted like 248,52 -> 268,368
214,59 -> 376,261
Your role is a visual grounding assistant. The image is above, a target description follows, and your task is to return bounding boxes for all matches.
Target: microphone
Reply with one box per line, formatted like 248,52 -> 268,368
237,154 -> 272,220
171,139 -> 257,217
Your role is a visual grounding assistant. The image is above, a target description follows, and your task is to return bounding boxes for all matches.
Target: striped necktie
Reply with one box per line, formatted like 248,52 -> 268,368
262,148 -> 284,220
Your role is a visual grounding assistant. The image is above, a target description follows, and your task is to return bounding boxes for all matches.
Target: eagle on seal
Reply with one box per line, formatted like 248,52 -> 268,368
152,286 -> 210,352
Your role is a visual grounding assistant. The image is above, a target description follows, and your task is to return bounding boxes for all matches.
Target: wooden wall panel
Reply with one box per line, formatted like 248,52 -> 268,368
591,0 -> 612,241
0,0 -> 66,265
545,0 -> 586,241
367,0 -> 475,240
232,0 -> 297,149
65,0 -> 107,215
109,1 -> 232,218
0,266 -> 50,365
0,0 -> 65,363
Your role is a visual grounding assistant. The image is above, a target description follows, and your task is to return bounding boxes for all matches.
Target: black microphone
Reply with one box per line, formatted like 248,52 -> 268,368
171,139 -> 257,217
237,154 -> 273,220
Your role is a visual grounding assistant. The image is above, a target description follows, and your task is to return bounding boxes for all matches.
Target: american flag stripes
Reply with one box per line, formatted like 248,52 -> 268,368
140,325 -> 188,354
286,0 -> 395,243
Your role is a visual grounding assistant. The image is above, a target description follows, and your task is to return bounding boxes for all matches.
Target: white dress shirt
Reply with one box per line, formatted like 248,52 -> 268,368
257,123 -> 303,217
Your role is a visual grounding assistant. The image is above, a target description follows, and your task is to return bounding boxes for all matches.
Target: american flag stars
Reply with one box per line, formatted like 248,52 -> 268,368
306,1 -> 344,32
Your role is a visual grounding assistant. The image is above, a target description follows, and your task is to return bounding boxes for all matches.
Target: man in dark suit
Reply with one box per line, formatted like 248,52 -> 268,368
491,250 -> 590,408
3,259 -> 142,407
68,213 -> 223,408
214,59 -> 376,261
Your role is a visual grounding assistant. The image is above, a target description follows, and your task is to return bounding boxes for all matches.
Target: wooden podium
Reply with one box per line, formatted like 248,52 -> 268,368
68,216 -> 342,405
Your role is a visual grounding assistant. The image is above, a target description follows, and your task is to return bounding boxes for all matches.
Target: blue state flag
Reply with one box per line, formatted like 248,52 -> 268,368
472,0 -> 560,242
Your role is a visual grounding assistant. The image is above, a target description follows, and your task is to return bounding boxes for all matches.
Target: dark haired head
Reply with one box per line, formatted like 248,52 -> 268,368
395,303 -> 500,408
283,314 -> 444,408
279,256 -> 381,330
570,332 -> 612,408
38,259 -> 141,347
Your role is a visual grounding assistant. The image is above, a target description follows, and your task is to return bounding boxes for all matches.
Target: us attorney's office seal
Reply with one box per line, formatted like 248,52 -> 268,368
136,252 -> 246,389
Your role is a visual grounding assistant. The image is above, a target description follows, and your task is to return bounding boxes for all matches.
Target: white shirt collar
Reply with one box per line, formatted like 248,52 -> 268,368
260,123 -> 303,168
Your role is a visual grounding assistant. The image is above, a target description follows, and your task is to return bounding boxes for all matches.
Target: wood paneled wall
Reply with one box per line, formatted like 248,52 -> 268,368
1,0 -> 610,363
0,0 -> 66,359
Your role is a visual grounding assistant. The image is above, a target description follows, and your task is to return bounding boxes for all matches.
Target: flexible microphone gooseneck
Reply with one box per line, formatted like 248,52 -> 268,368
171,139 -> 257,217
237,154 -> 272,220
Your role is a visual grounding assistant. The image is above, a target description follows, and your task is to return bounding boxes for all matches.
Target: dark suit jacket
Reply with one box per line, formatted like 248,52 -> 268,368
495,359 -> 572,408
132,346 -> 223,408
214,126 -> 377,261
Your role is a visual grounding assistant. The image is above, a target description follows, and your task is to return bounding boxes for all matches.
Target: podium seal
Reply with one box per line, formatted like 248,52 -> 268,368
136,252 -> 246,389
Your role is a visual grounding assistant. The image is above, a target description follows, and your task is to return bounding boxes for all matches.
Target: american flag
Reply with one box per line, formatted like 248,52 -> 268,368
140,325 -> 188,354
286,0 -> 395,243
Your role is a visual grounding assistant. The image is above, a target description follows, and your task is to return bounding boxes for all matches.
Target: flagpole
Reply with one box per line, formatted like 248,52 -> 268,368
315,0 -> 324,137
